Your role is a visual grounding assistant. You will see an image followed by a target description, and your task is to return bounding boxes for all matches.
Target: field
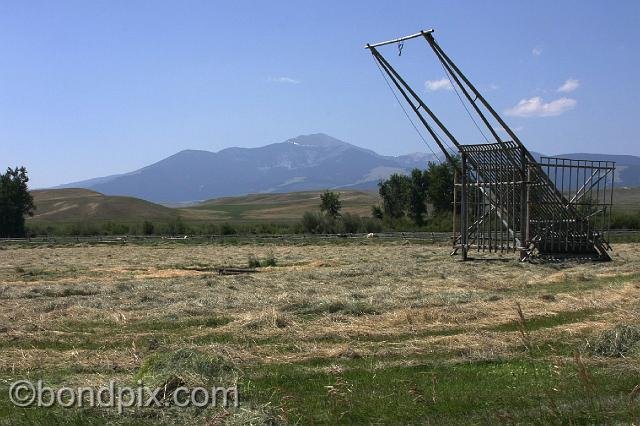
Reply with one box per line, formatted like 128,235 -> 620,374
0,239 -> 639,424
178,190 -> 380,223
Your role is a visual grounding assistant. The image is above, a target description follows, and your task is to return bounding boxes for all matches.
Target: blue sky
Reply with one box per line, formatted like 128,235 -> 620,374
1,1 -> 638,188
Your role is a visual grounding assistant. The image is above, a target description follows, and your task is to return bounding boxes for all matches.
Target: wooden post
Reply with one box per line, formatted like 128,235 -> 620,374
452,170 -> 458,249
519,150 -> 529,260
460,153 -> 468,260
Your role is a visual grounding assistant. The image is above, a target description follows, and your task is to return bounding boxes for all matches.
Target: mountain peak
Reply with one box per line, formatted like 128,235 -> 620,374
285,133 -> 349,148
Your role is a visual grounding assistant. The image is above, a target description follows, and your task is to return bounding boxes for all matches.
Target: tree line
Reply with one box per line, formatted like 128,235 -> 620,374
300,160 -> 459,234
374,159 -> 458,226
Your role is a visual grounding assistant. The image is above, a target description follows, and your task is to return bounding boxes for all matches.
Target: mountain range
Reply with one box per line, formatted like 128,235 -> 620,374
57,133 -> 640,204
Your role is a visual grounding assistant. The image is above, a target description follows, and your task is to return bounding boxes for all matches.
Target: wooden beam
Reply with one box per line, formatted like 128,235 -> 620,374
365,29 -> 434,49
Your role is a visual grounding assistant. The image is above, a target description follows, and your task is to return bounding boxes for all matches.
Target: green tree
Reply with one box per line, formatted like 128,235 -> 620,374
320,190 -> 342,218
408,168 -> 429,225
378,173 -> 411,219
220,223 -> 237,235
425,159 -> 458,214
302,211 -> 321,234
142,220 -> 155,235
377,158 -> 459,225
370,205 -> 384,219
0,167 -> 35,237
167,216 -> 187,235
340,212 -> 362,234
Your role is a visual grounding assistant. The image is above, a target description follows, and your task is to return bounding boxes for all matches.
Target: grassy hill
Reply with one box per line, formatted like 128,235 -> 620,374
26,187 -> 635,231
26,188 -> 381,227
613,187 -> 640,213
28,188 -> 178,224
178,190 -> 381,223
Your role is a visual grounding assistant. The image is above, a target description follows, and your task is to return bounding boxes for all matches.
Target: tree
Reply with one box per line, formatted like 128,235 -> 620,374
370,205 -> 384,219
320,190 -> 342,218
302,211 -> 322,234
0,167 -> 35,237
425,159 -> 458,214
408,168 -> 429,225
167,216 -> 187,235
378,173 -> 411,219
376,158 -> 459,225
340,212 -> 362,234
142,220 -> 155,235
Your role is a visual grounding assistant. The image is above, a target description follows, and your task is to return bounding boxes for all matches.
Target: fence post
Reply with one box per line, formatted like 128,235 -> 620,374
460,152 -> 468,260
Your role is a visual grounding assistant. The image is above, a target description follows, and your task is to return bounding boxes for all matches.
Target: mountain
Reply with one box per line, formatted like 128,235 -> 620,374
56,133 -> 640,203
58,134 -> 436,203
29,188 -> 178,223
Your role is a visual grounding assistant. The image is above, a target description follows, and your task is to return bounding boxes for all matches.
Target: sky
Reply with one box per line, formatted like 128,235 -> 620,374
1,1 -> 638,188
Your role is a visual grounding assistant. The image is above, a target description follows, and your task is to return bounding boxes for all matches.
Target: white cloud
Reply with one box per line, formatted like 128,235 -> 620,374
425,78 -> 452,91
532,47 -> 542,56
504,96 -> 576,117
557,78 -> 580,93
268,76 -> 300,84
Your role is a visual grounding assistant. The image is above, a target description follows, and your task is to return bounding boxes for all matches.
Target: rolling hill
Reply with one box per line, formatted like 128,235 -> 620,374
27,188 -> 381,225
29,186 -> 637,228
28,188 -> 178,224
178,190 -> 381,223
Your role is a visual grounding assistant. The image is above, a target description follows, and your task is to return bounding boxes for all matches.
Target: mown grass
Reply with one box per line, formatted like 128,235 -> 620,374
487,308 -> 603,333
0,242 -> 639,424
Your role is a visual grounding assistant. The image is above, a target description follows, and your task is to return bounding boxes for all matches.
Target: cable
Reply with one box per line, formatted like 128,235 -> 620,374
439,59 -> 490,144
372,55 -> 444,164
430,121 -> 457,160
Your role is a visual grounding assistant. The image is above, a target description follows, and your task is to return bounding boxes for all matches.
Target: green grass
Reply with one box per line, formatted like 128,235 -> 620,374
487,308 -> 603,333
3,353 -> 636,425
283,300 -> 381,317
0,401 -> 110,426
242,357 -> 640,424
498,272 -> 640,298
134,348 -> 238,388
131,316 -> 233,332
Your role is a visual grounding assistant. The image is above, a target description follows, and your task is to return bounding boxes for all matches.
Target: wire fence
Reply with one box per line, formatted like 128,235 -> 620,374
1,230 -> 639,245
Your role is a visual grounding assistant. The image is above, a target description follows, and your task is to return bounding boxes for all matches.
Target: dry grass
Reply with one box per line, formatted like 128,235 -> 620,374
1,243 -> 639,368
0,241 -> 638,423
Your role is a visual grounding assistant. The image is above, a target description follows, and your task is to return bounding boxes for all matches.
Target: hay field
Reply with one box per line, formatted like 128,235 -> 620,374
0,240 -> 639,424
